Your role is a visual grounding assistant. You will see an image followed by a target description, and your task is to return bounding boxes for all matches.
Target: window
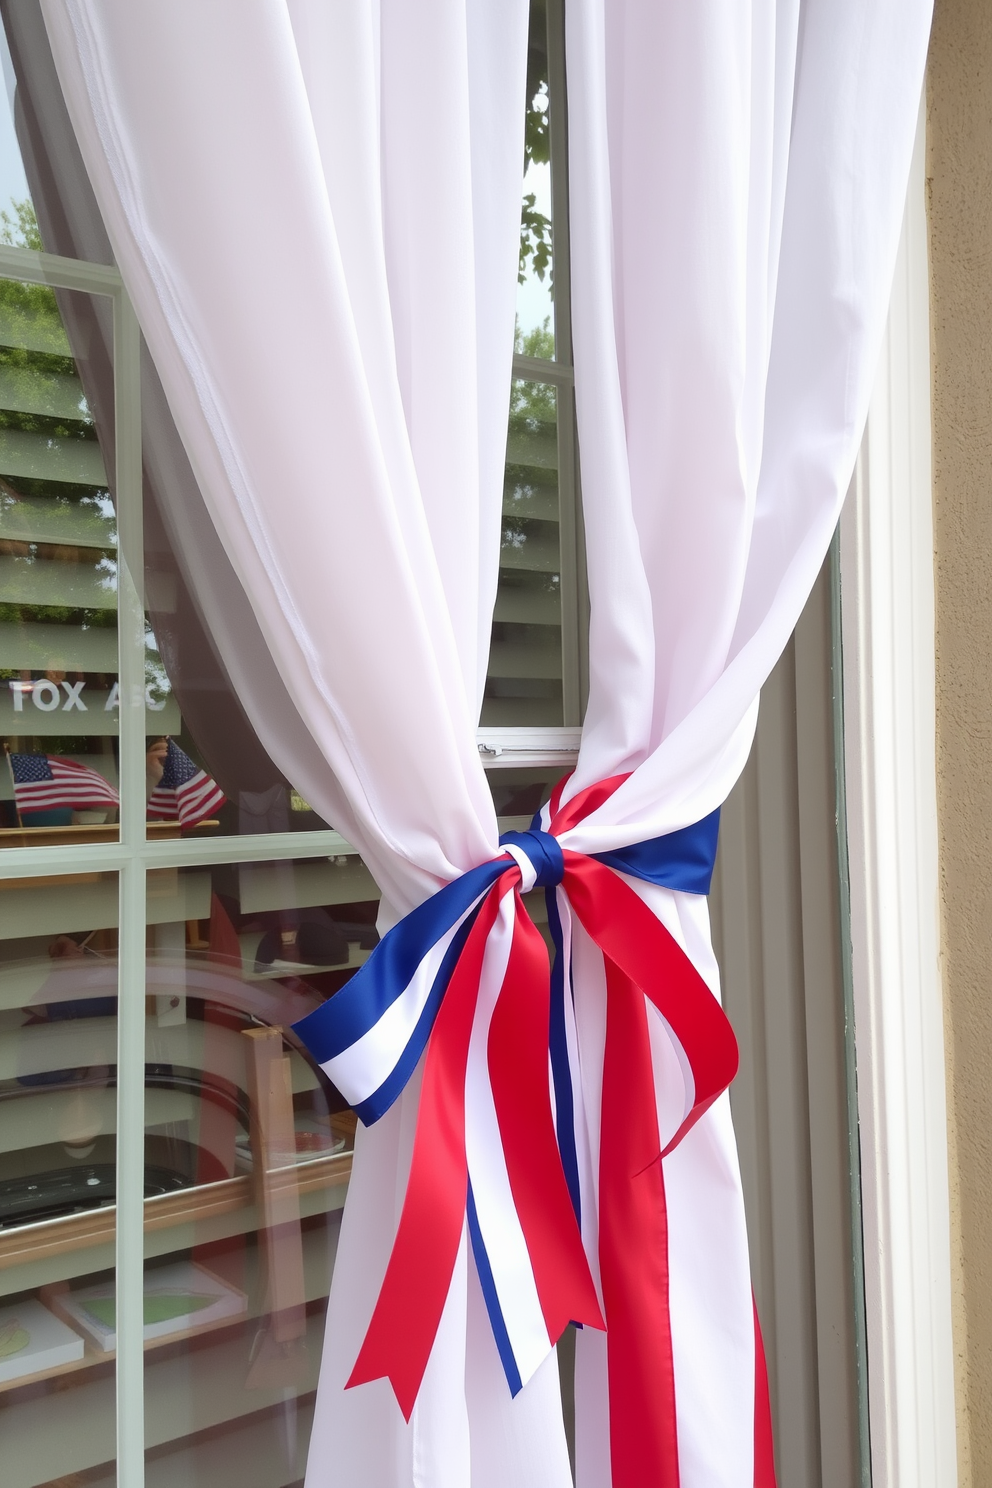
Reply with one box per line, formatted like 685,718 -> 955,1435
484,0 -> 583,735
482,0 -> 584,837
0,3 -> 581,1485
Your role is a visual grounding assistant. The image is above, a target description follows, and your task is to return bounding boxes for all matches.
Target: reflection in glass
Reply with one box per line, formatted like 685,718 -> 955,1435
0,871 -> 118,1486
0,275 -> 129,845
0,270 -> 227,851
484,377 -> 564,726
0,259 -> 325,847
141,858 -> 379,1485
0,4 -> 317,844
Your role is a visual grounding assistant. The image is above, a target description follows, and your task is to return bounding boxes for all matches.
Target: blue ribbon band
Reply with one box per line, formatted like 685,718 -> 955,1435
591,808 -> 721,896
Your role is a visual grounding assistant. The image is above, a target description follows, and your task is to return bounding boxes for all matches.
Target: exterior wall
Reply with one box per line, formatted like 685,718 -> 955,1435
928,4 -> 992,1479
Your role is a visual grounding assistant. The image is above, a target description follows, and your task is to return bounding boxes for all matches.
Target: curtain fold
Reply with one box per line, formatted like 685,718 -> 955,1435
38,0 -> 932,1484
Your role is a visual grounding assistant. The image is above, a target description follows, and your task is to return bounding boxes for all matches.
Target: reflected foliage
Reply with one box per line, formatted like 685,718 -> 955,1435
519,3 -> 553,287
502,327 -> 560,597
0,202 -> 117,683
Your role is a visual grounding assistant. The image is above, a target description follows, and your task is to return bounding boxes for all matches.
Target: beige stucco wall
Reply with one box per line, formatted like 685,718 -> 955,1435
928,2 -> 992,1480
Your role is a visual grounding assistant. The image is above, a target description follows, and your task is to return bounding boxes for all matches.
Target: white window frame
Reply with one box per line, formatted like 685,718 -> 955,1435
840,109 -> 959,1488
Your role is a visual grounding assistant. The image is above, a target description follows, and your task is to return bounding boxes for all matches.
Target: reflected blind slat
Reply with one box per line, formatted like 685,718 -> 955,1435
506,426 -> 557,470
498,529 -> 560,573
0,368 -> 87,422
0,429 -> 106,486
487,639 -> 563,680
484,373 -> 566,726
0,553 -> 117,608
0,493 -> 116,548
502,484 -> 559,520
492,586 -> 561,625
0,620 -> 118,670
0,306 -> 71,358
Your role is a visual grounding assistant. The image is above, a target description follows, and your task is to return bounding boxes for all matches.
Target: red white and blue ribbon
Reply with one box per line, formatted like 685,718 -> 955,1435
293,775 -> 749,1486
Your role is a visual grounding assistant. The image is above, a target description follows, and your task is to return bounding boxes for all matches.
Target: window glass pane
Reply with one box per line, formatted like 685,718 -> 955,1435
0,7 -> 115,267
0,280 -> 124,846
517,0 -> 554,348
0,23 -> 33,240
483,377 -> 564,726
142,858 -> 378,1483
0,869 -> 118,1486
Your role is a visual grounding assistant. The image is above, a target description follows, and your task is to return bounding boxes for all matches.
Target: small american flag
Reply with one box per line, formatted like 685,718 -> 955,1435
147,740 -> 225,827
8,753 -> 120,814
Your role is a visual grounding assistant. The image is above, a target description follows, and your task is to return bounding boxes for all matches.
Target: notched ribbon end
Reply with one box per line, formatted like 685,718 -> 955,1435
345,1358 -> 419,1423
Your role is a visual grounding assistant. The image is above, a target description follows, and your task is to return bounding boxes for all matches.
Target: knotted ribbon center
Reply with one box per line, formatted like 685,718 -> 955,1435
499,828 -> 565,890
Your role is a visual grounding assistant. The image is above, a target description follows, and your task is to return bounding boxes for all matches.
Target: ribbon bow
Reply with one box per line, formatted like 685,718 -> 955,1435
294,775 -> 739,1486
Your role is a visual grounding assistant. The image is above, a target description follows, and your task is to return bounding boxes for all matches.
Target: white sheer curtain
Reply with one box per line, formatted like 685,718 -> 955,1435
40,0 -> 932,1485
42,0 -> 527,916
40,3 -> 565,1485
559,2 -> 931,1483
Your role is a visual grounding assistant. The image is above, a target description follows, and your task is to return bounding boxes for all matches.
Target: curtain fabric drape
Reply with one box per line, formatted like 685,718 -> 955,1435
38,0 -> 932,1485
561,2 -> 932,1482
42,0 -> 528,914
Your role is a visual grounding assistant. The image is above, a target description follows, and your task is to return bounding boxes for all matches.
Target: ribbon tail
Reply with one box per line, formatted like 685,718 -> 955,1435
562,851 -> 739,1486
753,1296 -> 778,1486
562,853 -> 738,1147
600,959 -> 680,1488
347,887 -> 502,1417
488,892 -> 603,1353
546,885 -> 582,1224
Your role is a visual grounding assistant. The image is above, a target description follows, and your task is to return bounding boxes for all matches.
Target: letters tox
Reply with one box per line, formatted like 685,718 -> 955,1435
7,680 -> 167,712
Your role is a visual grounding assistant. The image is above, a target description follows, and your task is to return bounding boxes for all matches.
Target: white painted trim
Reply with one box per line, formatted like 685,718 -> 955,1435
476,726 -> 581,768
840,111 -> 958,1488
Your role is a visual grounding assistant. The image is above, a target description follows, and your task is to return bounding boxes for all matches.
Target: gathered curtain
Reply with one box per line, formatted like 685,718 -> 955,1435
562,2 -> 932,1480
40,1 -> 932,1485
